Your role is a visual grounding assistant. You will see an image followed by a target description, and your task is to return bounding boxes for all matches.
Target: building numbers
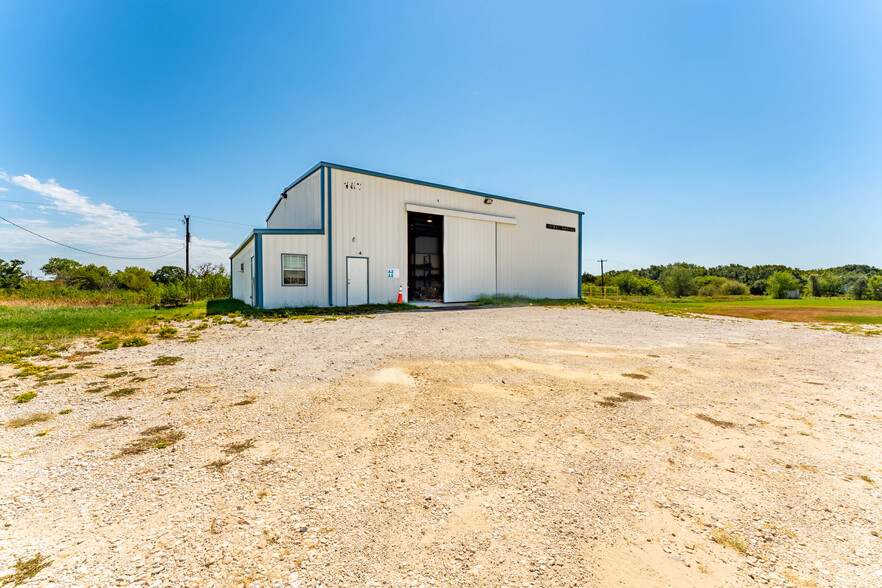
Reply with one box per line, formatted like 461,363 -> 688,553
343,181 -> 362,190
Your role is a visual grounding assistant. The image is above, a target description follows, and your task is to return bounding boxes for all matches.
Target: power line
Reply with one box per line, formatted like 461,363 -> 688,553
0,214 -> 185,260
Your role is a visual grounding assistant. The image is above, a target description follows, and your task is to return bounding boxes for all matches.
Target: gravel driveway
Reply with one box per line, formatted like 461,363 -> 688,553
2,306 -> 881,587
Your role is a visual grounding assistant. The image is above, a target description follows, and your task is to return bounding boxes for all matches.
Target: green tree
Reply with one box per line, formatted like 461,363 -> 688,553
868,275 -> 882,301
152,265 -> 186,284
0,259 -> 26,289
807,274 -> 821,297
115,266 -> 153,291
663,267 -> 697,298
69,264 -> 113,291
766,271 -> 799,299
41,257 -> 82,285
850,277 -> 869,300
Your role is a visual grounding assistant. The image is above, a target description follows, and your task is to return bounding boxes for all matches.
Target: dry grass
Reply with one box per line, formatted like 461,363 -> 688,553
231,397 -> 255,406
116,425 -> 185,457
696,414 -> 735,428
7,412 -> 54,429
151,356 -> 183,367
621,373 -> 649,380
205,459 -> 232,471
712,528 -> 748,553
106,388 -> 137,399
90,416 -> 131,429
222,438 -> 255,455
0,552 -> 52,585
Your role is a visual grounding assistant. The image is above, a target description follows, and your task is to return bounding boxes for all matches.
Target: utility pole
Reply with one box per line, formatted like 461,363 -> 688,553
184,215 -> 191,303
597,259 -> 607,297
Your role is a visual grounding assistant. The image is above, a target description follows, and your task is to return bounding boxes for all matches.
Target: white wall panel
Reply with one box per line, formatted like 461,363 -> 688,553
443,217 -> 496,302
330,168 -> 580,305
230,238 -> 255,305
266,169 -> 323,229
260,234 -> 328,309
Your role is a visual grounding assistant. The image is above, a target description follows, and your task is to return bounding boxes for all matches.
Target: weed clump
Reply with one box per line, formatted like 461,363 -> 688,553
116,425 -> 184,457
157,326 -> 178,339
712,528 -> 748,553
0,552 -> 52,585
232,397 -> 255,406
37,372 -> 74,382
223,438 -> 255,455
13,391 -> 36,404
14,363 -> 54,378
121,336 -> 150,348
696,414 -> 735,428
7,412 -> 54,429
59,409 -> 72,415
85,385 -> 110,394
97,336 -> 120,350
205,459 -> 232,471
621,373 -> 649,380
106,388 -> 137,399
151,356 -> 183,367
90,416 -> 130,429
103,371 -> 129,379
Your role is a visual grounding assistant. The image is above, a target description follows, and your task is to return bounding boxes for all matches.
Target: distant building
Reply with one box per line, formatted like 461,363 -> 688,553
230,162 -> 583,308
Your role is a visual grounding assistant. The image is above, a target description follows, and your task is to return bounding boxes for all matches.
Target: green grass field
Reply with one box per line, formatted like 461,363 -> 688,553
583,295 -> 882,325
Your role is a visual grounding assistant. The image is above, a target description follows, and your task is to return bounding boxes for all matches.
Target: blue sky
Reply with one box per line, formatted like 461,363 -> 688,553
1,1 -> 880,276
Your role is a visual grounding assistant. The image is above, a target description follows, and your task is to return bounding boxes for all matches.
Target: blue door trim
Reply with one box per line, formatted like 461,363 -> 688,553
255,233 -> 263,309
345,256 -> 369,306
327,166 -> 334,306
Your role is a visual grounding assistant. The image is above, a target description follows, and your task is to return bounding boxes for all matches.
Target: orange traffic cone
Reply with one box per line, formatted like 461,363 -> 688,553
396,285 -> 403,304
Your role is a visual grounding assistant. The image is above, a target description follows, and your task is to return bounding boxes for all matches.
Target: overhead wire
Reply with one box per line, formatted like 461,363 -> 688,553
0,213 -> 185,260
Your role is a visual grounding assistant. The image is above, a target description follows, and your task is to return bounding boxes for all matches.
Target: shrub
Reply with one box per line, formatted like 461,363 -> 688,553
97,336 -> 120,350
719,280 -> 749,296
851,277 -> 869,300
869,276 -> 882,301
121,336 -> 149,348
157,326 -> 178,339
611,273 -> 663,296
766,271 -> 799,299
663,267 -> 697,298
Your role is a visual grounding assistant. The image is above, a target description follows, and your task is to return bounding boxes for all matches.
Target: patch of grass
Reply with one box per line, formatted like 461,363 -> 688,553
621,373 -> 649,380
223,438 -> 255,455
106,387 -> 137,398
59,408 -> 72,414
151,356 -> 183,367
858,475 -> 875,485
85,384 -> 110,394
596,391 -> 652,406
102,371 -> 129,379
618,391 -> 651,401
835,413 -> 855,419
97,336 -> 120,350
0,552 -> 52,585
14,363 -> 54,378
74,361 -> 96,369
34,430 -> 48,437
205,459 -> 232,471
121,336 -> 149,348
472,294 -> 586,307
182,335 -> 199,343
90,416 -> 130,429
697,414 -> 735,428
206,298 -> 419,319
712,528 -> 748,553
191,323 -> 208,331
231,397 -> 255,406
7,412 -> 54,429
129,376 -> 151,382
157,326 -> 178,339
116,425 -> 184,457
12,391 -> 36,404
37,372 -> 74,382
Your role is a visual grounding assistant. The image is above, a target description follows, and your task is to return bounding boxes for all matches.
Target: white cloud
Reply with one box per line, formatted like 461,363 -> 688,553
0,187 -> 8,192
0,172 -> 233,266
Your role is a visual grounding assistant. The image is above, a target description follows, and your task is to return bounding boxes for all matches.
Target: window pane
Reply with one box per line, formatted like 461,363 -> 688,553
282,254 -> 306,270
283,270 -> 306,285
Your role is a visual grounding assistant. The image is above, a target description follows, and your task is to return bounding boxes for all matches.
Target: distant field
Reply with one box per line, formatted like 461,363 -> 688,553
586,296 -> 882,325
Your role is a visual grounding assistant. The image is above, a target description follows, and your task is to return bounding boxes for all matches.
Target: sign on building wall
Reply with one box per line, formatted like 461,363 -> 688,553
387,268 -> 400,278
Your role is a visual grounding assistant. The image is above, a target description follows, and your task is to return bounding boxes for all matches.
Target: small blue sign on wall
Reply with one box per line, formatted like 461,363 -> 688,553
387,268 -> 400,278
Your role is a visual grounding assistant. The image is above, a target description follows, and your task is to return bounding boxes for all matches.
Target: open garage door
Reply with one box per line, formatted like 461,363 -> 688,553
443,216 -> 496,302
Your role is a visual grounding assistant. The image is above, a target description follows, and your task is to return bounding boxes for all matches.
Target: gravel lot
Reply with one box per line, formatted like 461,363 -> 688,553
1,306 -> 881,587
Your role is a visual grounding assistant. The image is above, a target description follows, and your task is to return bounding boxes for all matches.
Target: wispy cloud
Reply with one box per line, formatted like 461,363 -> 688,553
0,172 -> 233,266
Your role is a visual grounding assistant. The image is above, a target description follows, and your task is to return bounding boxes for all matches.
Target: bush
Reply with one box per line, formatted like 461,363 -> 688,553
121,336 -> 149,348
13,391 -> 37,404
158,326 -> 178,339
851,277 -> 869,300
663,267 -> 697,298
869,276 -> 882,301
611,273 -> 663,296
766,271 -> 799,299
807,274 -> 822,297
719,280 -> 749,296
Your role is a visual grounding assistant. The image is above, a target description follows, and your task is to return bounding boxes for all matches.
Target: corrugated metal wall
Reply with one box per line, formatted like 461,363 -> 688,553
230,238 -> 255,305
329,168 -> 579,305
261,234 -> 328,308
443,216 -> 496,302
266,169 -> 323,229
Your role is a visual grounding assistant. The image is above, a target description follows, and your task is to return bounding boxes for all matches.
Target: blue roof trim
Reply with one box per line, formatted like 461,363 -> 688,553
229,228 -> 324,259
317,161 -> 585,216
266,162 -> 325,223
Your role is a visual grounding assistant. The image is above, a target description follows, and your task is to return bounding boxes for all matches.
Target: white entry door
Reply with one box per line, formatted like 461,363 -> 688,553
347,257 -> 369,306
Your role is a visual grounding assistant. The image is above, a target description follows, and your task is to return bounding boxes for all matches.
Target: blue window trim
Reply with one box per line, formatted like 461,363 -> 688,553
255,233 -> 263,309
577,212 -> 583,299
327,166 -> 333,306
281,253 -> 308,287
345,256 -> 369,306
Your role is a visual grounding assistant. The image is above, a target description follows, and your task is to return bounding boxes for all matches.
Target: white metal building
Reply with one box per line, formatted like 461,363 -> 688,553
230,162 -> 583,308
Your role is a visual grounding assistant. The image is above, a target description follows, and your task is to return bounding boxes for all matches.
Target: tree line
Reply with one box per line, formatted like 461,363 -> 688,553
582,263 -> 882,300
0,257 -> 230,305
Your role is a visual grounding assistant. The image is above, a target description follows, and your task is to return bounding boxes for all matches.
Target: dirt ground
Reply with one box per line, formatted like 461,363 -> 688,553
1,306 -> 881,587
